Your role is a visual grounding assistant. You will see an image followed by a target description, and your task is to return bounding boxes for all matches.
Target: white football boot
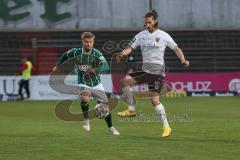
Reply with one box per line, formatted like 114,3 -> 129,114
109,126 -> 120,136
82,119 -> 90,132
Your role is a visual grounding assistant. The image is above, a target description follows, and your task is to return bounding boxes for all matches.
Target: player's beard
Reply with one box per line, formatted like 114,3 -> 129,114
145,25 -> 156,33
84,46 -> 92,52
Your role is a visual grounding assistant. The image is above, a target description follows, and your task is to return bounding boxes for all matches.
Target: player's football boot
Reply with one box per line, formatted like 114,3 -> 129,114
162,126 -> 171,138
117,109 -> 137,117
82,119 -> 90,132
109,127 -> 120,136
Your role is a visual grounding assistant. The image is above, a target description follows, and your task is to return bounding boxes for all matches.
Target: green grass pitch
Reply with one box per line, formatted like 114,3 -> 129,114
0,97 -> 240,160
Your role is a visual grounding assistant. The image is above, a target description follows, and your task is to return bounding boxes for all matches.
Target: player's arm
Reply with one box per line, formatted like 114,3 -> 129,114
173,47 -> 190,67
52,48 -> 76,72
85,52 -> 109,76
116,35 -> 139,62
95,54 -> 109,73
116,47 -> 133,62
164,32 -> 190,67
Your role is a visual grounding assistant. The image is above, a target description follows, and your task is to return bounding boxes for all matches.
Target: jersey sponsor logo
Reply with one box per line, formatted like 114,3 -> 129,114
143,39 -> 161,48
78,65 -> 89,71
143,45 -> 159,50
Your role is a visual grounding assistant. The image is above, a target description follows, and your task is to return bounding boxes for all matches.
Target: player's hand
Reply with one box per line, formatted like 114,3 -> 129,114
85,67 -> 95,76
52,66 -> 58,72
182,60 -> 190,68
116,53 -> 125,62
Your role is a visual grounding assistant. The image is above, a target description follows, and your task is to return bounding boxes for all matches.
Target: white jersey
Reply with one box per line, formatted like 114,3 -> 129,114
129,29 -> 177,75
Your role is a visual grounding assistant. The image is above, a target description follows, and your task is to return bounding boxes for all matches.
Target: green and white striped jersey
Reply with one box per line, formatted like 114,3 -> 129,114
57,48 -> 109,87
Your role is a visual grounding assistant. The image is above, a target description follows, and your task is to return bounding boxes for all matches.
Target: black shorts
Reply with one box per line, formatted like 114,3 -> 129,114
129,71 -> 171,95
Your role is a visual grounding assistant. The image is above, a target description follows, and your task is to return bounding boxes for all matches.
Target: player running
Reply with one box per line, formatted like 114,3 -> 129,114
53,32 -> 120,136
116,10 -> 190,137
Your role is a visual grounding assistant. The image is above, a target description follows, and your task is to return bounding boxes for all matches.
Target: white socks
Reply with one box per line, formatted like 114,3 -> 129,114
129,105 -> 135,112
154,103 -> 169,128
122,86 -> 135,112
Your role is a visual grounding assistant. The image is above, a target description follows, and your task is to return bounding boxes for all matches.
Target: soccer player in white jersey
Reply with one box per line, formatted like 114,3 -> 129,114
116,10 -> 190,137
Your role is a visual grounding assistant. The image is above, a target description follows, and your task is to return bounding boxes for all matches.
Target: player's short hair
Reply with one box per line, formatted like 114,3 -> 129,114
144,9 -> 158,27
81,32 -> 95,40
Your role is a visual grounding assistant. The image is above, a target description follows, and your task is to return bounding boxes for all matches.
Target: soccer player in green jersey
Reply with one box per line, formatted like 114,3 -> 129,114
53,32 -> 120,136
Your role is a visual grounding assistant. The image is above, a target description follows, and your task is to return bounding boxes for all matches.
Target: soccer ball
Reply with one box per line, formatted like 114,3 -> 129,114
94,103 -> 110,119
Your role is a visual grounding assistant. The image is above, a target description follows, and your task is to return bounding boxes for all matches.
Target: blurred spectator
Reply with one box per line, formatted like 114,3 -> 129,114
16,57 -> 35,100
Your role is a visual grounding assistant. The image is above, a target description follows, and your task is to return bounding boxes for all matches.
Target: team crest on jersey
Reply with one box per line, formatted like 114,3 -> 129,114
155,37 -> 160,42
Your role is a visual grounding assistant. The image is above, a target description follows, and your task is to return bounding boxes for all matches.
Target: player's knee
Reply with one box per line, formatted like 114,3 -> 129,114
151,96 -> 160,106
121,76 -> 135,87
120,78 -> 128,87
81,96 -> 89,103
80,91 -> 90,103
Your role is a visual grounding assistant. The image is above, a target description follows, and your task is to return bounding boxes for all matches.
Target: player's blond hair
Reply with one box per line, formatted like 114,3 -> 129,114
81,32 -> 95,40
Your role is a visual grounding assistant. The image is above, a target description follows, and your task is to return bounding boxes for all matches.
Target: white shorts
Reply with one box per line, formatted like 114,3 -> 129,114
78,83 -> 105,91
78,83 -> 108,103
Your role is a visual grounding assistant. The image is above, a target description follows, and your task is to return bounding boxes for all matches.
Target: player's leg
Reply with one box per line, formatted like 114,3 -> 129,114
151,95 -> 171,137
117,74 -> 137,117
80,91 -> 91,131
96,102 -> 119,136
18,79 -> 24,100
25,80 -> 30,99
91,84 -> 120,135
148,74 -> 171,137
